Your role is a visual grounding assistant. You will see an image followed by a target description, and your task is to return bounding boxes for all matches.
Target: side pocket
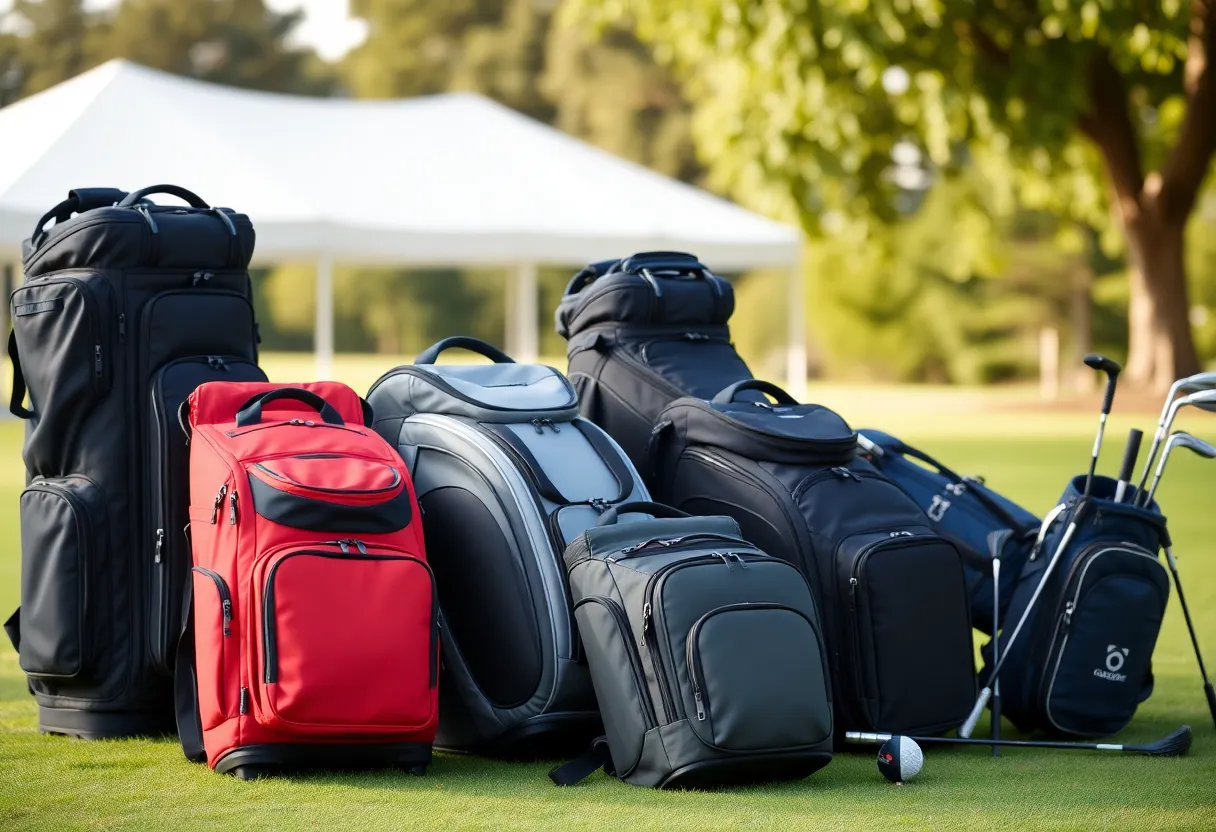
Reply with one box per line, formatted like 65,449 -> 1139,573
191,567 -> 235,728
575,597 -> 656,778
18,476 -> 109,679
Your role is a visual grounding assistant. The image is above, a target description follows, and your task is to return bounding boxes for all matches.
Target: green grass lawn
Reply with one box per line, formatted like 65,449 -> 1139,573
2,372 -> 1215,830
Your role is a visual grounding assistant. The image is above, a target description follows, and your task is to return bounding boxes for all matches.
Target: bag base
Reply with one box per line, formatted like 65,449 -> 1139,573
38,705 -> 176,741
214,742 -> 434,780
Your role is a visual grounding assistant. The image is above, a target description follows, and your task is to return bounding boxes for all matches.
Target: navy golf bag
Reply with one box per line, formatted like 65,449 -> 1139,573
858,429 -> 1041,635
987,474 -> 1170,737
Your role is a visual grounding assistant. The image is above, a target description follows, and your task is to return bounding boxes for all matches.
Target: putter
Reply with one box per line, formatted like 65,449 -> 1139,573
1082,355 -> 1121,500
1136,388 -> 1216,506
1133,372 -> 1216,501
845,726 -> 1193,757
1113,428 -> 1143,503
961,501 -> 1088,738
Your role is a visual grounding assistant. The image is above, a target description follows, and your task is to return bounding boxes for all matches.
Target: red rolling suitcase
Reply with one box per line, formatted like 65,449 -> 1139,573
174,381 -> 438,778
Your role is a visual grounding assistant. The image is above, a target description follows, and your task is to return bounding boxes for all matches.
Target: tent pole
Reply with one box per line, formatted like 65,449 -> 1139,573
511,261 -> 538,363
315,254 -> 335,381
787,255 -> 808,401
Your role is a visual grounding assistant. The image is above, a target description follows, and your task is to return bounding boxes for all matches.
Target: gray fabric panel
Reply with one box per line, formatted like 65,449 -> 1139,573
368,365 -> 579,422
692,608 -> 832,751
509,422 -> 619,502
582,517 -> 745,561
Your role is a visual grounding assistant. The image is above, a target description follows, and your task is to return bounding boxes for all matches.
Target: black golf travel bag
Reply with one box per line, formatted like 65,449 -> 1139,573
650,380 -> 977,738
555,251 -> 757,478
988,475 -> 1171,737
552,502 -> 834,789
858,429 -> 1042,635
4,185 -> 265,738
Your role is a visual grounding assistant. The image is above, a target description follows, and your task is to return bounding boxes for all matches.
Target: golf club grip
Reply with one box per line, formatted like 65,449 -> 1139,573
1117,429 -> 1143,488
961,688 -> 991,738
1102,381 -> 1116,414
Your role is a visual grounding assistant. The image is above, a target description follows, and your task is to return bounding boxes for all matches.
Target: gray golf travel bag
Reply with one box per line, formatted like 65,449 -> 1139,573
550,502 -> 835,789
365,337 -> 650,757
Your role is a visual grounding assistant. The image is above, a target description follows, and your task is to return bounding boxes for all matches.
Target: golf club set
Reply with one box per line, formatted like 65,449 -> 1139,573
3,189 -> 1208,788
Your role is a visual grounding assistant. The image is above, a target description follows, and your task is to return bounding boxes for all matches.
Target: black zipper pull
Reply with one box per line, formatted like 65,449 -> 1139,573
221,600 -> 232,636
1062,600 -> 1074,630
94,344 -> 103,377
211,484 -> 227,524
154,528 -> 164,564
589,497 -> 609,513
239,687 -> 249,714
118,313 -> 126,342
641,602 -> 652,646
731,553 -> 749,569
228,490 -> 238,525
531,419 -> 545,434
693,687 -> 706,720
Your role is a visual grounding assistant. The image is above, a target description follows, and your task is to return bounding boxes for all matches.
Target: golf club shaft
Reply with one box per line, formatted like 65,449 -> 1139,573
1084,413 -> 1107,499
962,516 -> 1081,737
1163,547 -> 1216,728
845,731 -> 1179,754
991,556 -> 1000,757
1133,426 -> 1166,506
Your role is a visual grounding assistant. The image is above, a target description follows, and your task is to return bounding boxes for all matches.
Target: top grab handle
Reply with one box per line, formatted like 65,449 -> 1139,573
415,336 -> 516,365
117,185 -> 210,209
618,251 -> 708,276
235,388 -> 345,427
712,379 -> 798,406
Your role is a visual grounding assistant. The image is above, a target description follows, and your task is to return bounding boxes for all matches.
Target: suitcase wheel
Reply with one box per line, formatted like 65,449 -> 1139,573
231,765 -> 270,781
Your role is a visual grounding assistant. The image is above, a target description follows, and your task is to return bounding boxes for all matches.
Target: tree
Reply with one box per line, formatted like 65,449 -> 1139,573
2,0 -> 105,99
573,0 -> 1216,389
100,0 -> 335,95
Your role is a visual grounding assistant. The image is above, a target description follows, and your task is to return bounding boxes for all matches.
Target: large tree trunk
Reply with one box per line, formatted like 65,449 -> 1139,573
1121,202 -> 1202,389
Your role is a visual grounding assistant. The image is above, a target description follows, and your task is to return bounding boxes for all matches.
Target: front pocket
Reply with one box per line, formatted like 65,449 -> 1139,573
148,356 -> 267,676
685,603 -> 832,752
18,476 -> 109,679
252,544 -> 438,735
191,567 -> 235,726
245,456 -> 412,534
10,275 -> 113,439
632,335 -> 753,400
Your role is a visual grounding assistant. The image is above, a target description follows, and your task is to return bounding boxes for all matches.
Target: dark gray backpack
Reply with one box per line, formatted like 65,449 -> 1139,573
550,502 -> 834,789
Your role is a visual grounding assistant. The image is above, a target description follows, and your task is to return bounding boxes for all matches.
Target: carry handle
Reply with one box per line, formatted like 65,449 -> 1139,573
596,501 -> 691,526
7,331 -> 32,419
415,336 -> 515,365
30,187 -> 129,245
117,185 -> 209,209
234,388 -> 345,427
618,251 -> 707,276
711,379 -> 798,406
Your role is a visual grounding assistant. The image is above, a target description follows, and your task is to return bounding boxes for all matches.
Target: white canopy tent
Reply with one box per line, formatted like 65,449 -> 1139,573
0,60 -> 806,394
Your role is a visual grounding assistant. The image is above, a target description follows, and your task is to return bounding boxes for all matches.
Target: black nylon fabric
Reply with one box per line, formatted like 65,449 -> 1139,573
652,420 -> 977,738
8,186 -> 261,740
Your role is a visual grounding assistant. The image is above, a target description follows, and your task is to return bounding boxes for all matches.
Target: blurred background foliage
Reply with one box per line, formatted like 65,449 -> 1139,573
1,0 -> 1214,384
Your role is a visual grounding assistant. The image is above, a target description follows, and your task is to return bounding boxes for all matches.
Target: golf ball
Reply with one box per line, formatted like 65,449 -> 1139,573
877,736 -> 923,783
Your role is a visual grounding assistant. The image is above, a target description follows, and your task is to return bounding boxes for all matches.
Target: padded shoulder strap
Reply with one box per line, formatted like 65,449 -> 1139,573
173,579 -> 206,764
8,331 -> 31,419
548,736 -> 614,786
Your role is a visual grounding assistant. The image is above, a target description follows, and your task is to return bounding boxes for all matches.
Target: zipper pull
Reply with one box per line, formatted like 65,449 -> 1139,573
353,539 -> 368,555
641,602 -> 652,647
715,553 -> 732,567
211,484 -> 227,524
731,553 -> 749,569
337,540 -> 351,554
118,313 -> 126,342
547,419 -> 560,433
154,528 -> 164,564
531,419 -> 545,434
589,498 -> 609,513
239,687 -> 249,714
93,344 -> 103,377
831,467 -> 860,481
1062,600 -> 1075,628
228,490 -> 238,525
693,688 -> 706,721
221,600 -> 232,636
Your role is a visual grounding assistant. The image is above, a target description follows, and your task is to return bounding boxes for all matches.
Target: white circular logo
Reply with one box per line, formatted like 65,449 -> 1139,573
1106,649 -> 1125,672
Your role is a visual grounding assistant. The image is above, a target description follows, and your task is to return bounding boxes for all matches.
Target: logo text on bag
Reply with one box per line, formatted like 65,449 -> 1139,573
1093,645 -> 1129,682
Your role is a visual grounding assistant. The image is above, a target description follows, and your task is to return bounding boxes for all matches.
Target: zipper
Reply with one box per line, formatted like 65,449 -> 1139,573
17,277 -> 107,390
530,418 -> 561,434
154,528 -> 164,564
638,332 -> 731,365
611,533 -> 752,560
577,597 -> 658,730
192,567 -> 233,636
366,365 -> 577,413
261,548 -> 438,685
118,313 -> 126,342
210,483 -> 228,524
224,419 -> 368,438
251,460 -> 402,495
228,490 -> 238,525
640,553 -> 770,721
791,466 -> 868,503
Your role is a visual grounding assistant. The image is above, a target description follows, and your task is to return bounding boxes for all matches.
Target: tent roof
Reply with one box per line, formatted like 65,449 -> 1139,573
0,60 -> 801,269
